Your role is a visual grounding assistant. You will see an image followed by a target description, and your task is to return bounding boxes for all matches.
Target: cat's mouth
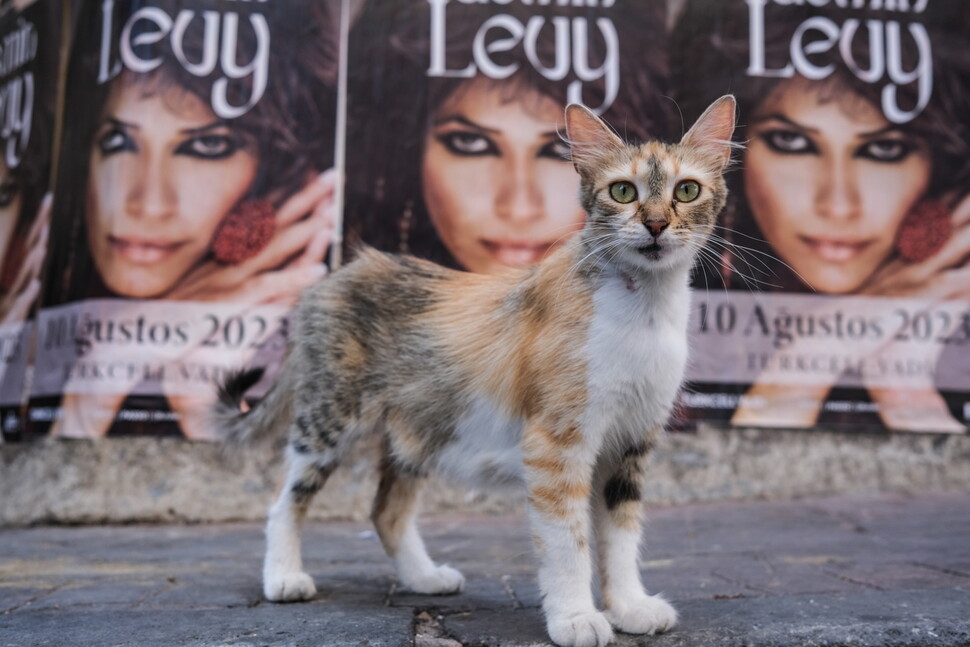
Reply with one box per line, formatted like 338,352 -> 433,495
637,242 -> 664,258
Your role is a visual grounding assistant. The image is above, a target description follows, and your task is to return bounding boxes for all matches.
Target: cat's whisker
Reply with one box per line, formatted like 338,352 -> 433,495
704,233 -> 783,284
690,244 -> 735,292
687,235 -> 779,294
559,230 -> 620,282
545,221 -> 599,251
702,245 -> 778,292
698,249 -> 763,294
686,241 -> 730,294
705,232 -> 775,277
710,242 -> 775,280
701,246 -> 781,293
708,226 -> 817,291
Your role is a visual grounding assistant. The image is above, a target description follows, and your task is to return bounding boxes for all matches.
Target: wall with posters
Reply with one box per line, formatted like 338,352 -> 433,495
0,0 -> 967,443
343,0 -> 970,435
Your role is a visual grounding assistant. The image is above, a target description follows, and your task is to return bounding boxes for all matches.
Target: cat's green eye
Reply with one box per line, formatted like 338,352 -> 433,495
674,180 -> 700,203
609,181 -> 637,204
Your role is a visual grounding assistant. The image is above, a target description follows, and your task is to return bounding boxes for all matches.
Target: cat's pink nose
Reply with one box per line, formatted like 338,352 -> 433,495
644,219 -> 668,238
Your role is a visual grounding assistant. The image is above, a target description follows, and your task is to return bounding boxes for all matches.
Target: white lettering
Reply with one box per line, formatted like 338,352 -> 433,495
746,1 -> 934,123
211,13 -> 270,119
427,0 -> 621,113
119,7 -> 172,74
882,21 -> 931,124
746,0 -> 794,78
790,16 -> 839,80
840,19 -> 884,83
100,3 -> 270,119
568,17 -> 618,114
427,0 -> 475,78
99,0 -> 122,83
473,14 -> 524,79
171,10 -> 220,77
524,16 -> 570,81
0,72 -> 32,169
0,17 -> 38,169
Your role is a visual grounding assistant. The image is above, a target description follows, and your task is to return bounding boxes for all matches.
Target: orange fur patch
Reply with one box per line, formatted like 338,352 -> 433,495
529,480 -> 591,518
523,454 -> 568,473
427,243 -> 594,428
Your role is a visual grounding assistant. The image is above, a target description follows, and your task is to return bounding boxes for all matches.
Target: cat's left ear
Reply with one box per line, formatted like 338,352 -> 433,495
565,103 -> 624,175
680,95 -> 737,170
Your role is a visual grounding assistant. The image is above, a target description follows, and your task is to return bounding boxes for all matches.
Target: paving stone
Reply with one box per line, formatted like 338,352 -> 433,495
1,493 -> 968,646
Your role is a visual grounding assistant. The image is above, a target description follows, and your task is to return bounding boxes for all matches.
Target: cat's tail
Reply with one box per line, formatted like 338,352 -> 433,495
211,367 -> 294,444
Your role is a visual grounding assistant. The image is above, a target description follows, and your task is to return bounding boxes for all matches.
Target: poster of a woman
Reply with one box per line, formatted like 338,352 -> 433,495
28,0 -> 340,439
0,0 -> 58,441
343,0 -> 671,275
671,1 -> 970,432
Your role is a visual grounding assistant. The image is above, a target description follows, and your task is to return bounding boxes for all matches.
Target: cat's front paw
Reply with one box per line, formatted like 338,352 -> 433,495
606,593 -> 678,635
401,564 -> 465,595
546,609 -> 614,647
264,572 -> 317,602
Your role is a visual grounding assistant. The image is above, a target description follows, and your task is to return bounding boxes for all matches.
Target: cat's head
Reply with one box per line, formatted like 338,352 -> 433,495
565,95 -> 736,273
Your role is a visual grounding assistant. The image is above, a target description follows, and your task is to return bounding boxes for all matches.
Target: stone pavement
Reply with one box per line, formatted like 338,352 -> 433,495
1,493 -> 968,647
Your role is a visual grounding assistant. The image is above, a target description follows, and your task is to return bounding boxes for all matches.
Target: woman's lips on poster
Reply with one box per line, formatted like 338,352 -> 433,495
799,235 -> 872,262
481,239 -> 554,266
109,235 -> 184,264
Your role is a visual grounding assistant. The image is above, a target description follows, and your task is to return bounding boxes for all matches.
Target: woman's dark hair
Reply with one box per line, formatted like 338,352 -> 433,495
44,0 -> 337,304
344,0 -> 671,268
670,1 -> 970,291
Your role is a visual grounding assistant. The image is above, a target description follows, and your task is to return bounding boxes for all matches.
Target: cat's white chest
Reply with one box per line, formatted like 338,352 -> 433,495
434,396 -> 525,489
583,273 -> 690,439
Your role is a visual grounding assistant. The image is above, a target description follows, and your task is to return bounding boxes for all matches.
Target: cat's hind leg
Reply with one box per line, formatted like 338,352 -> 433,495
594,440 -> 677,635
263,444 -> 336,602
371,452 -> 464,595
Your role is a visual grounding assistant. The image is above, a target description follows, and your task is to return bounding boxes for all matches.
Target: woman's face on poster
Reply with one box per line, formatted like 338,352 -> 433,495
422,78 -> 585,274
744,77 -> 931,294
86,76 -> 258,298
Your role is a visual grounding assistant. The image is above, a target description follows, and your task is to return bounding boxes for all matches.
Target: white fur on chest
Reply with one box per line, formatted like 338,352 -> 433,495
433,396 -> 525,489
583,271 -> 690,441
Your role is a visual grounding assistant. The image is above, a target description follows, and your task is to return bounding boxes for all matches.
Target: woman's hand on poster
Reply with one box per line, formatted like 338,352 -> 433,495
0,193 -> 51,325
163,170 -> 337,439
858,194 -> 970,432
861,194 -> 970,300
166,169 -> 336,307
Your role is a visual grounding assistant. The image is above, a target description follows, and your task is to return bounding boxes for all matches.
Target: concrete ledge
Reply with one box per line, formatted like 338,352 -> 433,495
2,425 -> 969,526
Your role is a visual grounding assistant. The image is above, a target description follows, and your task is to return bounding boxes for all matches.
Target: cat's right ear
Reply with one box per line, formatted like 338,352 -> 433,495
565,104 -> 624,175
680,95 -> 737,170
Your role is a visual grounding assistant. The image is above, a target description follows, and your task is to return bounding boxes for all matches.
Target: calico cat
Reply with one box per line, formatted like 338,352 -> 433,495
213,95 -> 736,647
